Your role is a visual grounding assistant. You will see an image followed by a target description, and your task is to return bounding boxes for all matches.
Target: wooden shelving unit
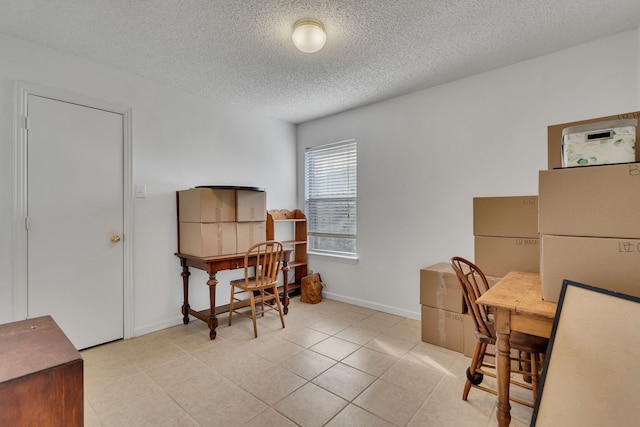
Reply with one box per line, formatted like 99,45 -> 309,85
266,209 -> 307,296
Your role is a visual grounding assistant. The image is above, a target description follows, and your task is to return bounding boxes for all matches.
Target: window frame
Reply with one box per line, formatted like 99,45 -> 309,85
304,139 -> 358,260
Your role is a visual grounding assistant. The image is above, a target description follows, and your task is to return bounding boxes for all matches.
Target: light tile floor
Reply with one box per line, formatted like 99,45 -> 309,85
81,297 -> 534,426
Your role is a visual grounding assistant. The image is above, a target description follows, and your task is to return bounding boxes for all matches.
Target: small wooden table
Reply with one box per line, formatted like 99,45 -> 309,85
176,249 -> 291,339
0,316 -> 83,426
476,271 -> 557,427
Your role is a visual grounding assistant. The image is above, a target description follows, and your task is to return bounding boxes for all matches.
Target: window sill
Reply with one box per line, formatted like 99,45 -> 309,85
308,252 -> 359,265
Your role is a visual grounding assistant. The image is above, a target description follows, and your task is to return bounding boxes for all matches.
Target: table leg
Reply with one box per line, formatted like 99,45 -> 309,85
206,273 -> 218,340
180,261 -> 191,324
281,261 -> 290,315
495,309 -> 512,426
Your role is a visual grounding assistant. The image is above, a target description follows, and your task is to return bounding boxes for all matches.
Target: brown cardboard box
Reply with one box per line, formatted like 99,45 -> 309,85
178,188 -> 236,223
237,222 -> 267,253
539,163 -> 640,239
473,196 -> 539,238
421,305 -> 464,353
179,222 -> 237,257
236,190 -> 266,222
420,263 -> 466,314
475,236 -> 539,277
463,314 -> 477,358
484,274 -> 503,288
548,111 -> 640,170
541,234 -> 640,302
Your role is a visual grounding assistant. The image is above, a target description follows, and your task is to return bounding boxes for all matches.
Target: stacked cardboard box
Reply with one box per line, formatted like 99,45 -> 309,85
178,188 -> 266,257
421,197 -> 535,356
466,196 -> 540,360
539,115 -> 640,301
420,263 -> 466,352
419,263 -> 502,356
236,189 -> 267,253
473,196 -> 540,277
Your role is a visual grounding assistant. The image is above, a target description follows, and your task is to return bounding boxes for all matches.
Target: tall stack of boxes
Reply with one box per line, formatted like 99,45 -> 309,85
419,196 -> 539,356
539,112 -> 640,302
421,111 -> 640,357
467,196 -> 540,359
178,187 -> 266,257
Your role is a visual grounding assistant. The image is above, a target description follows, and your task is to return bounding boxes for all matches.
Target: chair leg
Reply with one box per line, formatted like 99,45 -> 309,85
260,289 -> 265,317
249,290 -> 258,338
228,286 -> 235,326
521,351 -> 532,383
272,285 -> 285,329
530,353 -> 540,403
464,342 -> 485,400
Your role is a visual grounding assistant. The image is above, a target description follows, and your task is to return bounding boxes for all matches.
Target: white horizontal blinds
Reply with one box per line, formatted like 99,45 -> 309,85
305,139 -> 357,255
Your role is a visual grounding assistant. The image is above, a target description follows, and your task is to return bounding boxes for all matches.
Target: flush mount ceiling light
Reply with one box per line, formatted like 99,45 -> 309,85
292,18 -> 326,53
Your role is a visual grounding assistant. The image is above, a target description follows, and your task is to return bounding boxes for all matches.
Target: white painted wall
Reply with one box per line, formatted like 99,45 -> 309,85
297,29 -> 640,319
0,34 -> 297,335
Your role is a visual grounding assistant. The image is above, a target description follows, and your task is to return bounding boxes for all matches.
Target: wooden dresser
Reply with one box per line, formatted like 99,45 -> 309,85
0,315 -> 83,426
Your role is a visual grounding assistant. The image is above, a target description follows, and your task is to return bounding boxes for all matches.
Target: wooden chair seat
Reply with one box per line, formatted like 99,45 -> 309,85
477,321 -> 548,353
230,277 -> 272,291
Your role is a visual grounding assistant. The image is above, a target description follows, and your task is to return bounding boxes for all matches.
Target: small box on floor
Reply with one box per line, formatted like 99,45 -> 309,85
420,263 -> 466,314
463,313 -> 477,358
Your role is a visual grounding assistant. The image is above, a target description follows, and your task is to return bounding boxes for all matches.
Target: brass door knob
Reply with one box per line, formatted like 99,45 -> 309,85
111,234 -> 121,243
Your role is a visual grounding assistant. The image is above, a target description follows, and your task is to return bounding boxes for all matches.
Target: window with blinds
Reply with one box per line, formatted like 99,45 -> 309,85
304,139 -> 357,257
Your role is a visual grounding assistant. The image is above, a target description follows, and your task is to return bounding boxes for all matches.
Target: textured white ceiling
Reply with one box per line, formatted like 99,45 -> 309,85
1,1 -> 639,123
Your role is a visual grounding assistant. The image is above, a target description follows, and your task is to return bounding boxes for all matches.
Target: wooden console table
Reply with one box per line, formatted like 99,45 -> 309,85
476,271 -> 557,427
176,249 -> 292,339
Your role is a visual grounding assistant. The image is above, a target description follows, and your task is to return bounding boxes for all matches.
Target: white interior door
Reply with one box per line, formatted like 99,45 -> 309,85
27,94 -> 124,350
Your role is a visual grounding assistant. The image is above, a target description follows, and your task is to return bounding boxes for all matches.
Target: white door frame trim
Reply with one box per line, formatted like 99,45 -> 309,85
13,81 -> 134,340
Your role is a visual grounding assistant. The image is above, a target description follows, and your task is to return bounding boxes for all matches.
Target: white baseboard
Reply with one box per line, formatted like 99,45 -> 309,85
133,316 -> 187,338
132,295 -> 420,338
323,291 -> 420,321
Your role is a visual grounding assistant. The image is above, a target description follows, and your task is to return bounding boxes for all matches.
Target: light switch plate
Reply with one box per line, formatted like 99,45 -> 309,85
135,184 -> 146,198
